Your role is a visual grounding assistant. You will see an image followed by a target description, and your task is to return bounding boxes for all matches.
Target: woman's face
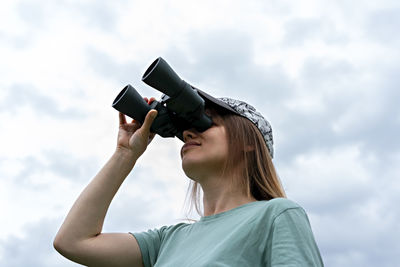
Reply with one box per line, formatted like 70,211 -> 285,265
180,110 -> 229,180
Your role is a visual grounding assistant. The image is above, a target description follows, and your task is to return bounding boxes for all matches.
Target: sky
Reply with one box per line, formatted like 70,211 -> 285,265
0,0 -> 399,266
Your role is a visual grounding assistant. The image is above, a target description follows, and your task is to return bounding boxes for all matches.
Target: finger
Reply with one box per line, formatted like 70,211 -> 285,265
143,97 -> 148,103
148,97 -> 156,104
119,112 -> 127,125
140,109 -> 158,136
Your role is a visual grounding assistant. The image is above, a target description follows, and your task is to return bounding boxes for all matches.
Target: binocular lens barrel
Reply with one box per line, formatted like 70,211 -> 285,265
142,57 -> 185,98
112,84 -> 150,124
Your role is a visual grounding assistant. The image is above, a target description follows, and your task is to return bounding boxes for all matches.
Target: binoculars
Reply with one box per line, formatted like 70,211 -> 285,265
112,57 -> 212,141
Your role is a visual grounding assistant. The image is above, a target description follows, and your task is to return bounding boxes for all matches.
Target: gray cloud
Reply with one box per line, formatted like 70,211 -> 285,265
0,30 -> 33,50
16,0 -> 121,32
0,84 -> 86,119
283,17 -> 349,46
0,0 -> 123,50
273,57 -> 357,159
8,150 -> 99,187
85,47 -> 142,86
0,218 -> 77,267
16,1 -> 47,29
316,203 -> 400,267
319,61 -> 400,159
64,0 -> 124,32
104,184 -> 180,233
350,65 -> 400,157
365,7 -> 400,43
270,55 -> 399,162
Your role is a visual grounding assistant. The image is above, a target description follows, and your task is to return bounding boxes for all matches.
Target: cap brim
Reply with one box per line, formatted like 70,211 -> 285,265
193,87 -> 239,115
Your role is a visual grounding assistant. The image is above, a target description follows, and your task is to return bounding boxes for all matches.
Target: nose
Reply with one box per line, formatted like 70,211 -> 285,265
183,128 -> 198,142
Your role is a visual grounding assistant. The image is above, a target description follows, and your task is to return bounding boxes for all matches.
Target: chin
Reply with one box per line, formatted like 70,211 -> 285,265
181,160 -> 197,179
181,157 -> 204,181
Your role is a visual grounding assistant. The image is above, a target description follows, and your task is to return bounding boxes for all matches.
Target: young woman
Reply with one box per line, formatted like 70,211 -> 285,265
54,93 -> 324,266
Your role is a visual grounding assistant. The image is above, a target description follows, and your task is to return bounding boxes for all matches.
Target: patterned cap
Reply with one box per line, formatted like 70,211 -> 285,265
195,88 -> 274,158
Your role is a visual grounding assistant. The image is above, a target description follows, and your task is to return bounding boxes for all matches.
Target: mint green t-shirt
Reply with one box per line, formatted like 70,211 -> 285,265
132,198 -> 323,266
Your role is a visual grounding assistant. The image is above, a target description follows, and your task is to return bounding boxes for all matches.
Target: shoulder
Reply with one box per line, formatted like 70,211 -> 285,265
134,222 -> 190,240
157,222 -> 193,238
256,198 -> 307,222
133,222 -> 192,252
254,199 -> 315,238
264,198 -> 303,213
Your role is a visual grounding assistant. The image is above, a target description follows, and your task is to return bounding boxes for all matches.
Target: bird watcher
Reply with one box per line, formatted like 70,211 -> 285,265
54,58 -> 324,266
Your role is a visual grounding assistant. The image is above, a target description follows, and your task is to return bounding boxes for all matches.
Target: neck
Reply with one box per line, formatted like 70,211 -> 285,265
199,174 -> 256,217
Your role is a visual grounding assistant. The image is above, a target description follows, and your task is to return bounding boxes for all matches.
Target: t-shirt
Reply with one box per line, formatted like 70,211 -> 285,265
132,198 -> 324,267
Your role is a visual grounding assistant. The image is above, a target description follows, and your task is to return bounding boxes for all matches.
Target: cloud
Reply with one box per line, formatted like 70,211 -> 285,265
0,148 -> 105,244
8,150 -> 99,185
280,145 -> 374,212
15,1 -> 47,29
85,47 -> 143,86
365,7 -> 400,43
265,52 -> 400,163
325,61 -> 400,159
0,0 -> 123,52
68,1 -> 119,32
283,17 -> 349,46
0,218 -> 76,267
15,0 -> 120,32
0,84 -> 87,119
270,57 -> 357,160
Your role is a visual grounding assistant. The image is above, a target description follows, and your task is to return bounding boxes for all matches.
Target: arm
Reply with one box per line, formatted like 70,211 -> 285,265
54,106 -> 158,267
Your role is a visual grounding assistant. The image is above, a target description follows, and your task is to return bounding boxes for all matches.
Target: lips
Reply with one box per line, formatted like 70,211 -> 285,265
181,141 -> 201,153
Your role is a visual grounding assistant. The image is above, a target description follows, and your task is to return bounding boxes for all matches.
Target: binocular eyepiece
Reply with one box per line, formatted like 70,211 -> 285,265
112,57 -> 212,141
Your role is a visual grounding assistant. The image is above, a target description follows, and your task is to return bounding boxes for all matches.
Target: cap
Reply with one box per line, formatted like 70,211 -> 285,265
194,88 -> 274,158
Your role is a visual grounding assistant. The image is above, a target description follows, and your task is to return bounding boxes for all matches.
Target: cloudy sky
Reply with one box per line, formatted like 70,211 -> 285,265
1,0 -> 399,266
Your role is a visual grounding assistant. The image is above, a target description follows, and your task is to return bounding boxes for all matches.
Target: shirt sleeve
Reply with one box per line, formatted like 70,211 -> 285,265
131,226 -> 169,267
268,207 -> 324,267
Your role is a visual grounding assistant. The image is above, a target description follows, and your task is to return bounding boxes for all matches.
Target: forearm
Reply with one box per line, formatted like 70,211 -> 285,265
55,149 -> 138,245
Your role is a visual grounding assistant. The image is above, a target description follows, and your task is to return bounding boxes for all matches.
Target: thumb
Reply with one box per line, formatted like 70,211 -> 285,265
141,109 -> 158,135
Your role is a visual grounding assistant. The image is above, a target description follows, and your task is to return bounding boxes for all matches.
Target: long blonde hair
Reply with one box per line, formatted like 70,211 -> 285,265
186,108 -> 286,216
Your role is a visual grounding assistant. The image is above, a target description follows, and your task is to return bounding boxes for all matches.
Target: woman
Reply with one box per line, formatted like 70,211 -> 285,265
54,92 -> 324,266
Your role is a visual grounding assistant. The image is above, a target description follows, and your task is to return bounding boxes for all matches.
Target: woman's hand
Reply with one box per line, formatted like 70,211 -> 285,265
116,97 -> 158,159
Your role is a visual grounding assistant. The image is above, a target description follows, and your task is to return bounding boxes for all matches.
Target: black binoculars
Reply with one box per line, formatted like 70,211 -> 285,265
112,57 -> 212,141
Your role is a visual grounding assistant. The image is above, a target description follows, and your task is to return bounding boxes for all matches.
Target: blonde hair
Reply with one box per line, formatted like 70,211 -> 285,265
185,108 -> 286,216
